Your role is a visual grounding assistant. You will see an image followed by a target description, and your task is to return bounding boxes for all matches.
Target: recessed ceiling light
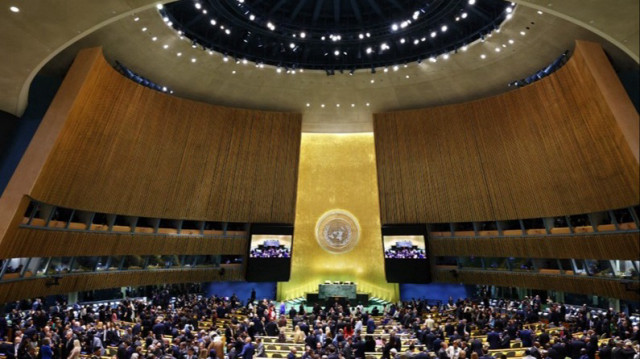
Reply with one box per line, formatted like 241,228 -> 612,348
468,0 -> 475,5
480,54 -> 486,59
537,10 -> 543,15
191,58 -> 197,63
141,27 -> 147,32
156,4 -> 163,9
508,39 -> 514,44
177,52 -> 182,57
370,79 -> 375,83
163,44 -> 169,49
232,70 -> 236,74
365,103 -> 370,107
351,104 -> 355,107
405,75 -> 410,79
495,48 -> 501,52
133,17 -> 140,22
520,31 -> 526,36
306,103 -> 310,107
151,37 -> 157,41
336,104 -> 340,107
321,104 -> 325,108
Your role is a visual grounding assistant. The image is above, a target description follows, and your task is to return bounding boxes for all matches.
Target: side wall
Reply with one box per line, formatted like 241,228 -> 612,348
374,41 -> 639,224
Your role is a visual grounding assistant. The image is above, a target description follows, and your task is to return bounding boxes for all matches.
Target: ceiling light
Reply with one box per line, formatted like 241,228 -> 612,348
142,27 -> 147,32
162,87 -> 167,92
431,31 -> 437,38
359,33 -> 364,39
133,17 -> 140,21
300,32 -> 306,38
370,79 -> 375,83
400,38 -> 406,44
520,31 -> 526,36
336,104 -> 340,107
290,43 -> 295,49
441,25 -> 448,32
351,104 -> 355,107
225,29 -> 231,35
429,56 -> 437,63
156,4 -> 163,9
383,67 -> 388,73
306,103 -> 310,107
177,52 -> 182,56
455,17 -> 460,21
366,47 -> 373,54
495,48 -> 501,52
461,45 -> 468,51
506,7 -> 513,13
210,19 -> 216,25
152,37 -> 157,41
537,10 -> 543,15
366,32 -> 371,37
163,44 -> 169,49
334,50 -> 340,56
391,23 -> 399,31
405,75 -> 410,79
443,53 -> 450,60
506,13 -> 512,19
468,0 -> 475,5
480,54 -> 486,59
321,104 -> 325,108
249,14 -> 255,20
202,9 -> 207,14
195,3 -> 202,9
242,59 -> 248,64
191,58 -> 197,63
413,39 -> 419,45
508,39 -> 514,44
276,67 -> 282,73
393,65 -> 399,71
223,56 -> 229,62
366,103 -> 370,107
461,12 -> 468,19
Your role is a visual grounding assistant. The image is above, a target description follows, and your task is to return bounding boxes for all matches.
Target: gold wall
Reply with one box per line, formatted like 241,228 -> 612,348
278,133 -> 399,302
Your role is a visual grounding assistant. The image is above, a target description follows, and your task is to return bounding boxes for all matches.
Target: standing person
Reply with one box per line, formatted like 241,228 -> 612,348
39,339 -> 53,359
238,338 -> 255,359
67,340 -> 81,359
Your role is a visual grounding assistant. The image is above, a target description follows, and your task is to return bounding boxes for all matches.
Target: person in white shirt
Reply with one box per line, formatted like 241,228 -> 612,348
446,341 -> 461,359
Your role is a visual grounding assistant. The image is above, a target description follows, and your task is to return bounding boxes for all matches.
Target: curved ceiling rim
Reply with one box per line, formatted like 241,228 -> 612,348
10,0 -> 639,118
15,1 -> 173,117
511,0 -> 639,64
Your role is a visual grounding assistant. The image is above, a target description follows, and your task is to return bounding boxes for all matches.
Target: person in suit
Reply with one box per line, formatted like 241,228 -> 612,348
238,338 -> 255,359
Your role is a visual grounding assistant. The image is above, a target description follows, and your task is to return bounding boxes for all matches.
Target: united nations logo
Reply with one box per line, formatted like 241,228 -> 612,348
315,210 -> 360,254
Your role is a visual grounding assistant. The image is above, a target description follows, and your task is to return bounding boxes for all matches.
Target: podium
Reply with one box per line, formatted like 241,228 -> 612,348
306,282 -> 369,305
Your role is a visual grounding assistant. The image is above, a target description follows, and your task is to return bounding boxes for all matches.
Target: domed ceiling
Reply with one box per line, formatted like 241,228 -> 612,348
161,0 -> 511,70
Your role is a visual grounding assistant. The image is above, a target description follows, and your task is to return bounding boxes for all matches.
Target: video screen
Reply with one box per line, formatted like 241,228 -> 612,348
382,224 -> 431,283
245,224 -> 293,282
383,235 -> 426,259
249,235 -> 292,258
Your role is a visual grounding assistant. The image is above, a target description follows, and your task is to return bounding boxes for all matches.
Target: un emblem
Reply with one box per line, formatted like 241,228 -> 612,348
315,210 -> 360,254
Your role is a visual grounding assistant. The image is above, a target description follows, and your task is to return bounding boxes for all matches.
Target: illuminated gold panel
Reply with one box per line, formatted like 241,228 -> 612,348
278,133 -> 399,302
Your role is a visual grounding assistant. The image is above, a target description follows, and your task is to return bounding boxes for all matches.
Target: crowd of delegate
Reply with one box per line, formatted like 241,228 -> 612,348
0,290 -> 639,359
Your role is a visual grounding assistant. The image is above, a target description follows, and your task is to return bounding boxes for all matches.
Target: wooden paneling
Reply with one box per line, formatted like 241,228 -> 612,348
0,227 -> 249,258
0,265 -> 244,304
430,232 -> 640,260
28,48 -> 301,224
374,41 -> 639,223
434,268 -> 640,302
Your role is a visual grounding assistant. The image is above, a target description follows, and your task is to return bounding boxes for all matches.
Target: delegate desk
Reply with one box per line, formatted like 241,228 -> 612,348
318,283 -> 357,300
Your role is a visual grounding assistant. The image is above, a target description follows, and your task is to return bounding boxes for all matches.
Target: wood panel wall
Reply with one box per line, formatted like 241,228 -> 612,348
434,268 -> 640,302
374,41 -> 639,223
1,227 -> 249,258
0,265 -> 244,304
29,48 -> 301,224
430,233 -> 639,260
